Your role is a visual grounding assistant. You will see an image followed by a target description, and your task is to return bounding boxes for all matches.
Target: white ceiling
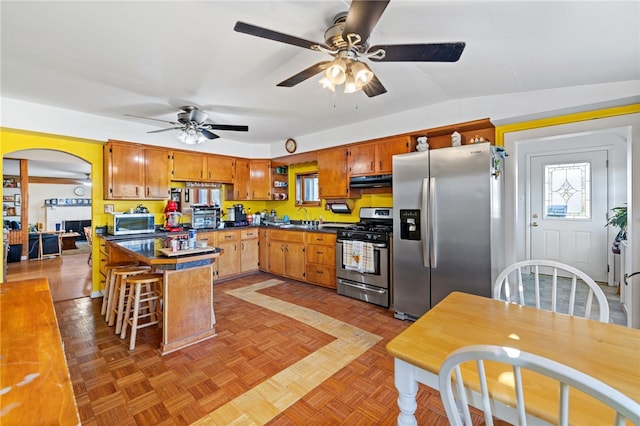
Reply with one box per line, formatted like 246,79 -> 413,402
1,0 -> 639,156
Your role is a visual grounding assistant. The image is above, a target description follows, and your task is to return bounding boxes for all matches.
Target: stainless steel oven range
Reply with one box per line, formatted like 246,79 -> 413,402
336,207 -> 393,308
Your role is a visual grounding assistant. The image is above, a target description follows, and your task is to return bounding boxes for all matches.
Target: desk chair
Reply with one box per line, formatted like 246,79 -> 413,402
493,260 -> 610,323
438,344 -> 640,426
83,226 -> 93,265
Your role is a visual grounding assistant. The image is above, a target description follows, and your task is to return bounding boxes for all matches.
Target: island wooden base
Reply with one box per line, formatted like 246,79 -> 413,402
160,264 -> 217,355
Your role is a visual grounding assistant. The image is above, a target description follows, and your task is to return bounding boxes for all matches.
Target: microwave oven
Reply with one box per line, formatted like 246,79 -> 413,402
107,213 -> 156,235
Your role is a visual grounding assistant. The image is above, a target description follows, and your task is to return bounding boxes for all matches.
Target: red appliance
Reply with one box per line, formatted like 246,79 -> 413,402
164,201 -> 183,232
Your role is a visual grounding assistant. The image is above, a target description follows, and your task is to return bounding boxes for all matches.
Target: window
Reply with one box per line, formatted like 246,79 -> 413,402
543,161 -> 591,219
295,172 -> 320,206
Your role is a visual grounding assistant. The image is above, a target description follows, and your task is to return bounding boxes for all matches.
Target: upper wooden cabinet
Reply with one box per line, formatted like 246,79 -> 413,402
229,159 -> 271,201
103,140 -> 171,200
249,159 -> 272,200
318,147 -> 353,199
206,154 -> 235,184
171,151 -> 235,183
348,135 -> 411,176
172,150 -> 204,181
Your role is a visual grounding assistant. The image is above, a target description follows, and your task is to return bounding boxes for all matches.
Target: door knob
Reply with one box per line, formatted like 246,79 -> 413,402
532,213 -> 539,218
532,222 -> 539,227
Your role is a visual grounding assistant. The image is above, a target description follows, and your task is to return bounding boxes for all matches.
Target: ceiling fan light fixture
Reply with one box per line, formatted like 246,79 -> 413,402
177,127 -> 206,145
344,73 -> 358,94
352,61 -> 374,85
326,59 -> 347,85
318,76 -> 336,92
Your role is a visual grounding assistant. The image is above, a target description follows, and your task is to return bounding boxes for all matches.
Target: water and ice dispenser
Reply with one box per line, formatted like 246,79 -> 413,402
399,209 -> 421,241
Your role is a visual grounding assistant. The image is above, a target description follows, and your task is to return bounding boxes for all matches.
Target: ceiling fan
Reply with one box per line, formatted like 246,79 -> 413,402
125,106 -> 249,144
234,0 -> 465,97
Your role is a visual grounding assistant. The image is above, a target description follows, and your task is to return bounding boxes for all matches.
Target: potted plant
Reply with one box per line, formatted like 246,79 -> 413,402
607,205 -> 627,254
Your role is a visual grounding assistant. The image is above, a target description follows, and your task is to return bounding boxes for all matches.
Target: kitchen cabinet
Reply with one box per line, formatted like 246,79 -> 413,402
348,135 -> 411,176
305,232 -> 336,289
172,151 -> 235,183
232,158 -> 250,199
258,228 -> 268,271
268,229 -> 305,281
207,155 -> 235,184
318,147 -> 356,199
104,141 -> 171,200
172,150 -> 204,181
249,159 -> 272,200
240,228 -> 259,273
230,159 -> 272,200
214,229 -> 241,280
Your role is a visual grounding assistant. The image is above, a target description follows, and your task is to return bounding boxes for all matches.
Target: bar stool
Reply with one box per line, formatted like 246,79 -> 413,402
101,261 -> 140,319
120,273 -> 163,351
108,266 -> 152,334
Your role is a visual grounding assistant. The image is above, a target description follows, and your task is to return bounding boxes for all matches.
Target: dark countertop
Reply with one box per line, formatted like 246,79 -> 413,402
111,237 -> 223,267
98,224 -> 344,241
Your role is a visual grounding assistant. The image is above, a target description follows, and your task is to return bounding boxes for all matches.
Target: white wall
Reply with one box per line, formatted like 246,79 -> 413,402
28,183 -> 91,230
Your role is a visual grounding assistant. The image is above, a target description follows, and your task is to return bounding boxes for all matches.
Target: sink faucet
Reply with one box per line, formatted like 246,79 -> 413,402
297,207 -> 309,224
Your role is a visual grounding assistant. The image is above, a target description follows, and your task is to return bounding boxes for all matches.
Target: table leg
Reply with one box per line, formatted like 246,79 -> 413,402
394,358 -> 419,426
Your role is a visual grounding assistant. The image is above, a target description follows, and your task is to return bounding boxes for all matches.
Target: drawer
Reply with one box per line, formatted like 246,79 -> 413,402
306,265 -> 336,289
305,232 -> 336,246
217,230 -> 239,242
306,244 -> 336,266
241,229 -> 259,240
268,229 -> 304,242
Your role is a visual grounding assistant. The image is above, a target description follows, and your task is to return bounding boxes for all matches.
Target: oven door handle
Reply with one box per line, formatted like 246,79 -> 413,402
336,240 -> 387,249
339,280 -> 387,294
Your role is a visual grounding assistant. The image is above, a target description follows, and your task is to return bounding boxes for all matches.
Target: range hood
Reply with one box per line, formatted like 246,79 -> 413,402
349,174 -> 392,188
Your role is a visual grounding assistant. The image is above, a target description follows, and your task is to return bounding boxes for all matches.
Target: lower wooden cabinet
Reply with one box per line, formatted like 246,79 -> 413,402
305,232 -> 336,289
214,230 -> 241,281
240,229 -> 259,273
258,228 -> 268,271
267,230 -> 306,281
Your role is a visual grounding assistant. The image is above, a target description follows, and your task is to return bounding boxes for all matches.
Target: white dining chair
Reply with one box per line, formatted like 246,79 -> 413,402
493,260 -> 610,323
439,344 -> 640,426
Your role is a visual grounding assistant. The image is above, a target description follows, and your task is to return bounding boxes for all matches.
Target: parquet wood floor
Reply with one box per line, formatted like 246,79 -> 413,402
47,271 -> 487,425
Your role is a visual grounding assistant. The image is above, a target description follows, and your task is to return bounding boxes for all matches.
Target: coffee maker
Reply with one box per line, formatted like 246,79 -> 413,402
164,200 -> 183,232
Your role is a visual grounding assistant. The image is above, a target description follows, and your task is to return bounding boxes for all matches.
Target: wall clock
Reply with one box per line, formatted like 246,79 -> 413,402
74,186 -> 87,196
285,138 -> 297,153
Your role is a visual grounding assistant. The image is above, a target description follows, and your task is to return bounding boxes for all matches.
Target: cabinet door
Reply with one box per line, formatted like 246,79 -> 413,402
207,155 -> 235,183
317,147 -> 350,199
241,238 -> 259,272
376,136 -> 411,174
215,230 -> 241,280
258,228 -> 268,271
172,151 -> 205,181
268,240 -> 285,275
285,241 -> 306,281
104,142 -> 144,199
144,147 -> 171,199
233,158 -> 250,200
249,159 -> 272,200
348,143 -> 376,176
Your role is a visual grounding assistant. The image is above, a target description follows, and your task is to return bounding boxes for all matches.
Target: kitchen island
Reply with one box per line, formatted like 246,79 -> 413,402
108,237 -> 223,355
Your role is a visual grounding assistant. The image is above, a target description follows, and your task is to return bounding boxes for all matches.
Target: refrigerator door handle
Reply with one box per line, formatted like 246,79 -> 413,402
429,177 -> 437,268
421,177 -> 429,268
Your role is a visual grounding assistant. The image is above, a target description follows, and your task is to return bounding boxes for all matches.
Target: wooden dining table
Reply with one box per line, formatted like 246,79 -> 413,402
386,291 -> 640,426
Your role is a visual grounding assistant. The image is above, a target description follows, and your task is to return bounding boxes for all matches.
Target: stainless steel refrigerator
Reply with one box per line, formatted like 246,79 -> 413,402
392,143 -> 505,320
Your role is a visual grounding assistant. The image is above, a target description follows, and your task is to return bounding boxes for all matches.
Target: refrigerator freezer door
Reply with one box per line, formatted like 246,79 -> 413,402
429,143 -> 493,307
392,150 -> 430,319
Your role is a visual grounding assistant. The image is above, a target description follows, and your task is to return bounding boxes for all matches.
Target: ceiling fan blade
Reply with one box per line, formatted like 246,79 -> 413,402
234,21 -> 327,51
369,42 -> 466,62
124,113 -> 179,125
146,127 -> 182,134
343,0 -> 390,45
277,61 -> 332,87
362,75 -> 387,97
200,129 -> 220,140
202,123 -> 249,132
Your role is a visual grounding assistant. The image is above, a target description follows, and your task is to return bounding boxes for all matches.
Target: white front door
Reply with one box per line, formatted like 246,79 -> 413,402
529,150 -> 608,282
